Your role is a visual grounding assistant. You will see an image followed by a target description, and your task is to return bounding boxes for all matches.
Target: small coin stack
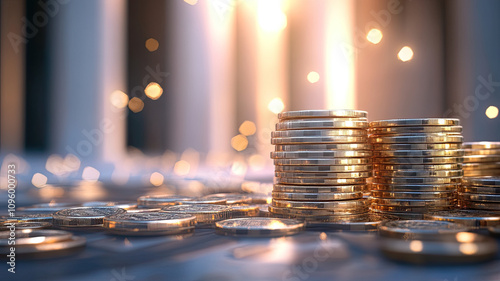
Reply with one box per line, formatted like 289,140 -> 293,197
369,118 -> 464,219
463,142 -> 500,177
459,177 -> 500,211
269,109 -> 372,222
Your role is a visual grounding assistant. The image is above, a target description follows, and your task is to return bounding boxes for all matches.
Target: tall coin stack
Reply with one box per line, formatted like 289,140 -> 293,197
463,142 -> 500,177
368,118 -> 464,219
269,110 -> 372,222
459,177 -> 500,211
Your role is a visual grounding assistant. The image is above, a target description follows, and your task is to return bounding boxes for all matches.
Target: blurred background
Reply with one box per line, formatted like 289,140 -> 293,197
1,0 -> 500,202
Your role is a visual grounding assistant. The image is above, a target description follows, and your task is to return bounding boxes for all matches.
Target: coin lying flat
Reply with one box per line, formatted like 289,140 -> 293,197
464,155 -> 500,163
278,109 -> 367,120
275,177 -> 366,185
230,204 -> 260,218
369,208 -> 425,219
103,212 -> 196,236
370,118 -> 460,127
269,205 -> 368,216
463,162 -> 500,170
380,233 -> 497,264
272,136 -> 367,145
272,129 -> 367,138
53,207 -> 127,227
276,119 -> 368,130
0,229 -> 72,246
137,195 -> 191,207
272,191 -> 363,201
465,149 -> 500,156
369,126 -> 462,135
463,141 -> 500,149
0,213 -> 53,223
378,220 -> 469,239
372,176 -> 461,185
275,143 -> 371,151
371,197 -> 456,207
371,204 -> 454,213
459,193 -> 500,203
275,164 -> 372,173
202,193 -> 251,204
305,214 -> 382,231
373,169 -> 463,178
0,221 -> 51,231
273,184 -> 365,193
463,177 -> 500,187
370,183 -> 458,192
373,157 -> 464,165
458,186 -> 500,195
274,158 -> 371,166
161,204 -> 232,223
373,149 -> 464,158
215,218 -> 305,237
372,143 -> 462,151
0,236 -> 86,255
373,164 -> 462,172
275,171 -> 371,179
370,135 -> 463,144
272,199 -> 368,210
459,200 -> 500,211
271,150 -> 371,159
424,210 -> 500,228
371,190 -> 454,199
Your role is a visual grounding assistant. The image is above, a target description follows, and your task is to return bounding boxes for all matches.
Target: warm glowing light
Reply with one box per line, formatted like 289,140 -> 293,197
45,154 -> 64,175
307,71 -> 320,83
39,185 -> 65,199
231,135 -> 249,151
82,166 -> 100,182
249,154 -> 265,171
485,106 -> 499,119
268,98 -> 285,114
239,121 -> 257,136
319,232 -> 327,241
150,172 -> 164,186
398,46 -> 414,62
144,82 -> 163,100
63,154 -> 81,171
183,0 -> 198,5
110,90 -> 129,108
268,220 -> 287,229
128,97 -> 144,113
459,243 -> 478,255
366,28 -> 383,44
257,0 -> 287,32
145,38 -> 159,52
174,160 -> 191,176
409,240 -> 423,252
32,173 -> 48,188
231,161 -> 247,176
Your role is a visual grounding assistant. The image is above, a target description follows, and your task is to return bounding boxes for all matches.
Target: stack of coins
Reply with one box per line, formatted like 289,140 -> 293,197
463,142 -> 500,177
459,177 -> 500,211
369,118 -> 464,219
103,212 -> 196,236
269,110 -> 372,221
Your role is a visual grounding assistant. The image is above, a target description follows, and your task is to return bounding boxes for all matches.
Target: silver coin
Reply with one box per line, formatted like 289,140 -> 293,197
0,229 -> 72,246
271,150 -> 372,159
278,109 -> 367,120
215,217 -> 305,237
202,193 -> 252,204
274,158 -> 371,166
370,183 -> 458,192
275,177 -> 366,185
276,119 -> 368,130
369,125 -> 462,135
370,135 -> 463,144
273,184 -> 366,193
271,136 -> 368,145
137,195 -> 191,207
369,118 -> 460,127
161,204 -> 232,223
378,219 -> 468,239
275,164 -> 372,173
373,149 -> 464,158
275,171 -> 371,179
373,163 -> 462,171
53,207 -> 126,227
424,210 -> 500,228
272,191 -> 363,201
103,212 -> 196,235
372,143 -> 462,151
275,143 -> 371,151
371,190 -> 455,199
463,141 -> 500,149
373,157 -> 463,165
372,176 -> 461,185
463,177 -> 500,187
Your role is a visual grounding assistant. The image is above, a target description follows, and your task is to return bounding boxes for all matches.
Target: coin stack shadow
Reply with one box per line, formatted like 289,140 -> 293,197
459,177 -> 500,211
463,142 -> 500,177
269,110 -> 372,222
368,118 -> 464,219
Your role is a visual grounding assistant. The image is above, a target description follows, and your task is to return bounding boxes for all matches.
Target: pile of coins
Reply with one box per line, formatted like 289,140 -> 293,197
269,109 -> 372,221
459,177 -> 500,211
463,142 -> 500,177
369,118 -> 464,219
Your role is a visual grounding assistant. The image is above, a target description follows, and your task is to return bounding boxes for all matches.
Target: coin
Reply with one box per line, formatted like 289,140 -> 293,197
272,199 -> 368,210
137,195 -> 191,207
268,205 -> 368,216
371,197 -> 456,207
1,213 -> 53,223
215,217 -> 305,237
182,197 -> 227,205
370,183 -> 458,192
370,118 -> 460,127
369,208 -> 425,219
82,201 -> 137,210
373,163 -> 462,171
275,164 -> 372,173
272,191 -> 363,201
275,171 -> 371,179
459,193 -> 500,203
271,150 -> 372,159
459,200 -> 500,211
370,204 -> 453,213
373,157 -> 463,165
305,215 -> 382,231
161,204 -> 232,223
274,158 -> 371,166
0,221 -> 51,231
248,193 -> 271,204
373,149 -> 464,158
273,184 -> 365,193
380,233 -> 497,264
372,143 -> 462,151
458,186 -> 500,195
372,176 -> 461,185
464,155 -> 500,163
278,109 -> 367,120
378,220 -> 469,239
0,229 -> 72,246
369,126 -> 462,135
370,135 -> 463,144
463,141 -> 500,149
126,208 -> 161,213
463,177 -> 500,187
53,207 -> 127,227
465,149 -> 500,156
463,162 -> 500,170
276,119 -> 368,130
202,193 -> 252,204
371,190 -> 454,199
373,169 -> 463,178
275,143 -> 371,151
230,204 -> 260,218
424,210 -> 500,228
103,212 -> 196,235
464,169 -> 500,177
271,136 -> 367,145
272,129 -> 367,138
275,177 -> 366,185
0,236 -> 86,255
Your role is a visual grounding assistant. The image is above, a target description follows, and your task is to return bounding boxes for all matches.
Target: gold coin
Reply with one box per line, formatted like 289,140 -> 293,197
373,149 -> 464,158
272,129 -> 367,138
271,150 -> 371,159
161,204 -> 232,223
276,119 -> 368,130
463,141 -> 500,149
369,125 -> 462,135
463,177 -> 500,187
272,191 -> 363,201
463,162 -> 500,170
268,205 -> 368,216
373,169 -> 463,178
458,186 -> 500,195
275,171 -> 371,179
271,136 -> 367,145
215,218 -> 305,237
373,157 -> 463,165
275,164 -> 372,173
371,190 -> 455,199
378,220 -> 469,239
371,197 -> 456,207
459,193 -> 500,203
459,200 -> 500,211
278,109 -> 367,120
424,210 -> 500,228
370,135 -> 463,144
370,204 -> 454,213
372,176 -> 462,185
370,183 -> 458,192
272,198 -> 368,210
464,169 -> 500,177
202,193 -> 252,204
230,204 -> 260,218
372,143 -> 462,151
273,184 -> 365,193
275,143 -> 371,151
373,163 -> 462,171
274,158 -> 371,166
275,177 -> 366,185
465,149 -> 500,156
369,208 -> 425,219
464,155 -> 500,163
369,118 -> 460,127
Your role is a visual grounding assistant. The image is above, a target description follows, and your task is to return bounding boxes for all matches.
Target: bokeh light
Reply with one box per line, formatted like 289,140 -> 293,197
231,135 -> 249,151
366,28 -> 383,44
268,98 -> 285,114
307,71 -> 320,83
144,82 -> 163,100
239,121 -> 257,136
485,106 -> 499,119
110,90 -> 129,108
145,38 -> 159,52
398,46 -> 414,62
128,97 -> 145,113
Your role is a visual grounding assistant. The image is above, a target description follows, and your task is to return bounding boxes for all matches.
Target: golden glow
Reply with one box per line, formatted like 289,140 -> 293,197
128,97 -> 144,113
39,185 -> 65,199
174,160 -> 191,176
249,154 -> 265,171
257,0 -> 287,32
31,173 -> 47,188
366,28 -> 383,44
268,220 -> 287,229
183,0 -> 198,5
82,166 -> 100,182
239,121 -> 257,136
409,240 -> 423,252
45,154 -> 64,175
231,161 -> 247,176
398,46 -> 414,62
144,82 -> 163,100
307,71 -> 320,83
319,232 -> 327,241
110,90 -> 129,108
231,134 -> 249,151
485,106 -> 499,119
268,98 -> 285,114
145,38 -> 159,52
150,172 -> 164,186
459,243 -> 478,255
